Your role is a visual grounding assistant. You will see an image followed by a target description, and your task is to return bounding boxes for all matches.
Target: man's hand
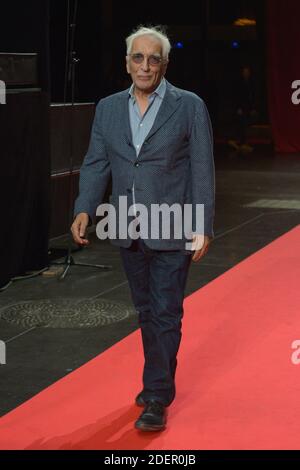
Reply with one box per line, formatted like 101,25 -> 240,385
71,213 -> 90,246
191,234 -> 212,262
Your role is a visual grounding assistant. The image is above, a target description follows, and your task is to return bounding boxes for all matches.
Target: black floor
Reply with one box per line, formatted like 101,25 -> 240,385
0,144 -> 299,417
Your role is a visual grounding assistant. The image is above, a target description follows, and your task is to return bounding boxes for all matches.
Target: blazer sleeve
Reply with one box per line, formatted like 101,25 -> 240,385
73,100 -> 111,221
189,98 -> 215,238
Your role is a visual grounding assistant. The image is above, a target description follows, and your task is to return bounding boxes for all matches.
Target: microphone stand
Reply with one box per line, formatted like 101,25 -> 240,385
52,0 -> 111,280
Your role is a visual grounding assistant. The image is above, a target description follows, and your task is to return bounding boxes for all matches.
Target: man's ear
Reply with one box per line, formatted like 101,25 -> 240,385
126,56 -> 130,74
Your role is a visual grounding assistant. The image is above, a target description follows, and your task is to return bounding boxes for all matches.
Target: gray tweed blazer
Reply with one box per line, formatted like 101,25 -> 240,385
74,80 -> 215,250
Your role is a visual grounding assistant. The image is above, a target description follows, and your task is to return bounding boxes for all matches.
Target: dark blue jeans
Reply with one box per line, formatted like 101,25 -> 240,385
120,238 -> 192,406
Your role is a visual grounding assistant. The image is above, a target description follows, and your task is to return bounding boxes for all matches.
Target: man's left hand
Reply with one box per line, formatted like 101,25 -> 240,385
191,234 -> 212,262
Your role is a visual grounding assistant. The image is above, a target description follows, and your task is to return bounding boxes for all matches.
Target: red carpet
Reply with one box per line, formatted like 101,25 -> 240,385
0,225 -> 300,450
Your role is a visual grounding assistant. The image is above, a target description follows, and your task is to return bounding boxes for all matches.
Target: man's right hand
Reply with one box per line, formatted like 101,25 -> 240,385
71,213 -> 90,246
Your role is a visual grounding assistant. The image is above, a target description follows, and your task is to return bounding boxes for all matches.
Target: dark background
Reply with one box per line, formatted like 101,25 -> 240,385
0,0 -> 271,284
0,0 -> 268,125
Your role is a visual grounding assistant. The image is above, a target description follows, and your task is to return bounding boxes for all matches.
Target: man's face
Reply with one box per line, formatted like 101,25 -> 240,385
126,35 -> 168,94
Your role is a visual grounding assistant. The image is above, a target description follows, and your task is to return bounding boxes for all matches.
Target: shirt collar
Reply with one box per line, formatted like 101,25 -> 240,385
129,78 -> 166,102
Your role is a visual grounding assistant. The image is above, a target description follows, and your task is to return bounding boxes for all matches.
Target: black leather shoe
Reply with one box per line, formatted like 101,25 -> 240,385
135,400 -> 167,432
135,391 -> 147,407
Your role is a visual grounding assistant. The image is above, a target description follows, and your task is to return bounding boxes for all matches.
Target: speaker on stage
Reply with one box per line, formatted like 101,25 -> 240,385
0,83 -> 50,287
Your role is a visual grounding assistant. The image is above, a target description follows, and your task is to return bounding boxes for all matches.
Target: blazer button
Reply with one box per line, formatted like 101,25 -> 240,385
134,162 -> 139,167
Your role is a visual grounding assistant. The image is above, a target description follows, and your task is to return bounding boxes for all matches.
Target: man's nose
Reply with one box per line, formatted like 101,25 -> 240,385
140,57 -> 150,71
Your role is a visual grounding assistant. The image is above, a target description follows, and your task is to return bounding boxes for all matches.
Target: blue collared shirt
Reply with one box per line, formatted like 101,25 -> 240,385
128,78 -> 166,216
128,77 -> 166,156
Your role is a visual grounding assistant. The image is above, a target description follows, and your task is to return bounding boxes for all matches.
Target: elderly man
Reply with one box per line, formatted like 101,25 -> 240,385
72,26 -> 215,432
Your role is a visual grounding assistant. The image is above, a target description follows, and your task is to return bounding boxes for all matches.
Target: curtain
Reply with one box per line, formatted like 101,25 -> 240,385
267,0 -> 300,153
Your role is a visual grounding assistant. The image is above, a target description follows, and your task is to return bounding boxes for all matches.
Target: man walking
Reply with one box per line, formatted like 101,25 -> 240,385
72,26 -> 215,431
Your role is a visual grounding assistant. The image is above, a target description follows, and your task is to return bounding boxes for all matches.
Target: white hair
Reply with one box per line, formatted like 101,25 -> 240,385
126,26 -> 171,59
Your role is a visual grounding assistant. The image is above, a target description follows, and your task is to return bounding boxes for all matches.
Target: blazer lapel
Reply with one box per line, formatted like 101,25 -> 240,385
145,81 -> 182,141
119,88 -> 133,147
118,81 -> 181,157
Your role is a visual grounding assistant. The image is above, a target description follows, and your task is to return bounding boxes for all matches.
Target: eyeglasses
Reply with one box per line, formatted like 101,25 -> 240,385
129,53 -> 163,66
